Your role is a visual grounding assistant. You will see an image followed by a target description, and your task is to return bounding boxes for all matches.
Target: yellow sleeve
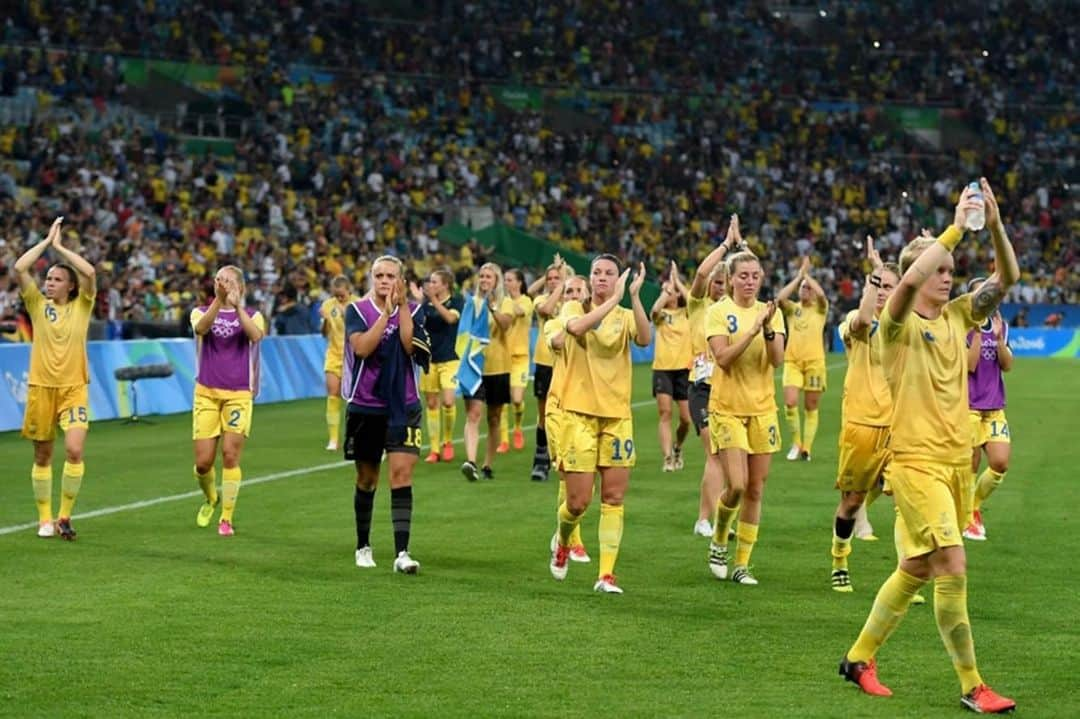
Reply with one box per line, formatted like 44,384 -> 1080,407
704,302 -> 730,341
252,312 -> 267,332
880,304 -> 909,345
543,317 -> 564,350
190,307 -> 205,332
840,309 -> 864,344
20,283 -> 43,316
780,299 -> 797,317
951,293 -> 978,329
319,302 -> 330,322
498,297 -> 515,316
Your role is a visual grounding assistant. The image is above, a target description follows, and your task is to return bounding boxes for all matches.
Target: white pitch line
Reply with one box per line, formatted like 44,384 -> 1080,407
0,361 -> 846,536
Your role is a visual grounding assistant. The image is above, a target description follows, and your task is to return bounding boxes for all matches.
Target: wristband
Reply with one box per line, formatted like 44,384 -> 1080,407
868,274 -> 882,288
763,330 -> 776,341
937,225 -> 963,252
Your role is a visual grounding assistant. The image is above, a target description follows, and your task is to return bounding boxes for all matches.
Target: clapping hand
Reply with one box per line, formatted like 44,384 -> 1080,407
629,262 -> 646,297
866,235 -> 883,270
980,177 -> 1002,228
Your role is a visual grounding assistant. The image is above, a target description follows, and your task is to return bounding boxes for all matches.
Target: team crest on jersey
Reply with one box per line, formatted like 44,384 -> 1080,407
922,331 -> 936,343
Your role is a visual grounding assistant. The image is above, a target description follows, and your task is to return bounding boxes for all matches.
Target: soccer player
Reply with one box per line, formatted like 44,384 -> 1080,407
963,281 -> 1013,541
320,275 -> 358,451
191,266 -> 265,536
776,256 -> 828,461
460,263 -> 513,481
344,255 -> 429,573
839,179 -> 1018,714
417,268 -> 463,464
688,216 -> 741,536
549,256 -> 650,594
544,273 -> 592,562
14,217 -> 95,540
650,262 -> 692,473
529,259 -> 571,480
830,237 -> 899,592
499,268 -> 534,453
704,251 -> 785,586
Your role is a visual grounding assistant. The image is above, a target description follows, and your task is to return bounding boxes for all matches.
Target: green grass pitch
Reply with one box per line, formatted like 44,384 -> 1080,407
1,358 -> 1078,717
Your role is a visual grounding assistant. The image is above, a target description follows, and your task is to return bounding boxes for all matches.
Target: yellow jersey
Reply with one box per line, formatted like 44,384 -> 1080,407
483,296 -> 516,376
507,294 -> 534,359
558,301 -> 636,419
881,294 -> 978,464
533,293 -> 556,366
705,296 -> 785,416
543,316 -> 571,405
21,283 -> 95,387
320,295 -> 359,360
839,309 -> 891,426
687,294 -> 717,383
652,306 -> 692,371
781,299 -> 828,363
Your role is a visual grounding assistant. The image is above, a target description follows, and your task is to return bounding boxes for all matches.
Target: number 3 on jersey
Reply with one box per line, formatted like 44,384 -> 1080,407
726,315 -> 738,333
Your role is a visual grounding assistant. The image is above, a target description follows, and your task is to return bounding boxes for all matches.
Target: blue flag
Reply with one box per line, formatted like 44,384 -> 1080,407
455,292 -> 490,396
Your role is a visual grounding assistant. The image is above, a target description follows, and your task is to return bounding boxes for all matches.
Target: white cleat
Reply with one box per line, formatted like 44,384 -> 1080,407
731,565 -> 759,586
393,550 -> 420,574
662,455 -> 675,472
37,521 -> 55,538
786,444 -> 801,461
326,440 -> 338,451
550,546 -> 570,580
694,519 -> 714,537
708,542 -> 729,579
672,446 -> 685,470
593,574 -> 623,594
355,546 -> 377,568
569,545 -> 591,563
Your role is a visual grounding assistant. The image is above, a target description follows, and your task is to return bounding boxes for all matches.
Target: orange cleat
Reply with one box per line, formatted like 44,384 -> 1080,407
440,442 -> 455,462
496,441 -> 510,454
424,451 -> 440,463
961,684 -> 1015,714
839,656 -> 892,697
512,428 -> 525,450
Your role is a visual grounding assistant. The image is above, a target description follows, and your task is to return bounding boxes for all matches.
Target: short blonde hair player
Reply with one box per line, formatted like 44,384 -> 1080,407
839,179 -> 1019,714
650,261 -> 693,473
14,217 -> 96,540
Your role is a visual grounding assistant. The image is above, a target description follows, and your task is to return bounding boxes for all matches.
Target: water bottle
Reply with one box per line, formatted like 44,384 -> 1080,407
964,181 -> 986,231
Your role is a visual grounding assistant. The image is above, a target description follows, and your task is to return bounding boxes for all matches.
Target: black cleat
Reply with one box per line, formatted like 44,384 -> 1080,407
461,461 -> 480,482
56,517 -> 77,541
530,463 -> 549,482
481,465 -> 495,480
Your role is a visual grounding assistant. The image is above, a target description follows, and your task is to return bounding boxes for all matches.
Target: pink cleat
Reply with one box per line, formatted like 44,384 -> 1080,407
218,519 -> 234,537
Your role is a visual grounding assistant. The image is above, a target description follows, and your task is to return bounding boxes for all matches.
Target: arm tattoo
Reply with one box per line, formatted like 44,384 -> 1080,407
972,278 -> 1004,317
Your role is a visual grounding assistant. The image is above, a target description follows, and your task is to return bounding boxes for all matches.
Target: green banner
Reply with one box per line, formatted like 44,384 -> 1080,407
119,58 -> 245,89
492,85 -> 543,111
883,105 -> 940,130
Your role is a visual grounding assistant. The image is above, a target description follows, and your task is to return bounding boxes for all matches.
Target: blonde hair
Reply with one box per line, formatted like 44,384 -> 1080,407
899,237 -> 937,274
477,261 -> 505,304
218,265 -> 245,291
881,261 -> 901,281
330,274 -> 351,290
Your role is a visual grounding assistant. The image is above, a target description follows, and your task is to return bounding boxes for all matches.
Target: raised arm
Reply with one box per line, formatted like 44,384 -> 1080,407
14,217 -> 62,292
489,297 -> 513,331
970,178 -> 1020,322
50,226 -> 96,296
565,269 -> 629,337
348,302 -> 391,358
395,281 -> 414,354
690,215 -> 739,298
709,301 -> 778,370
849,236 -> 882,336
802,271 -> 827,310
229,282 -> 264,343
628,262 -> 651,346
535,279 -> 564,320
887,185 -> 979,323
774,257 -> 808,307
992,315 -> 1013,372
194,276 -> 229,336
650,281 -> 673,319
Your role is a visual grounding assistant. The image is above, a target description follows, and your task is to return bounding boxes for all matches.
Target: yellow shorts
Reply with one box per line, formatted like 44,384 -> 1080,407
836,423 -> 890,493
510,354 -> 530,390
708,412 -> 780,455
782,359 -> 827,392
323,351 -> 343,377
192,393 -> 254,439
969,409 -> 1010,447
886,460 -> 972,559
545,402 -> 563,464
557,409 -> 635,473
420,359 -> 460,394
21,384 -> 90,441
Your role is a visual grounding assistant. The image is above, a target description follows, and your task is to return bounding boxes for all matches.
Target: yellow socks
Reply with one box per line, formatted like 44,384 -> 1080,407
32,464 -> 53,523
220,466 -> 242,522
848,568 -> 927,663
58,461 -> 84,518
499,411 -> 509,445
556,479 -> 584,547
440,405 -> 456,447
557,501 -> 582,548
425,406 -> 441,452
195,466 -> 217,504
598,503 -> 624,577
513,401 -> 525,430
733,521 -> 759,567
973,468 -> 1005,511
326,396 -> 342,445
712,499 -> 739,545
784,406 -> 801,447
935,574 -> 983,693
803,409 -> 819,454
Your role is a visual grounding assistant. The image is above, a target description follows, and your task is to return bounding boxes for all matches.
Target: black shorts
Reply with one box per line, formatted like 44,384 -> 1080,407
481,373 -> 511,406
344,405 -> 423,463
533,364 -> 553,399
689,381 -> 711,435
652,369 -> 690,401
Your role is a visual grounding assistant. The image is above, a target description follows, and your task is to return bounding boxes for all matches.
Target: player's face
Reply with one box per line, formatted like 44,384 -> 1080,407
428,274 -> 447,296
798,281 -> 813,302
590,259 -> 619,301
332,283 -> 350,301
730,260 -> 763,303
918,255 -> 954,306
477,268 -> 496,292
564,278 -> 588,303
371,261 -> 400,299
504,271 -> 521,294
709,272 -> 726,300
545,269 -> 561,293
44,266 -> 75,301
876,271 -> 899,311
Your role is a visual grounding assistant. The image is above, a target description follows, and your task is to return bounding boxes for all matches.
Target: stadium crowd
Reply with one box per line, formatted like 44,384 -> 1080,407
0,0 -> 1076,337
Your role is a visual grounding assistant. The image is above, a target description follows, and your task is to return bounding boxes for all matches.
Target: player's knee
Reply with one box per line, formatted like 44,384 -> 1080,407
195,461 -> 214,476
988,457 -> 1009,474
743,484 -> 763,504
33,445 -> 53,466
841,492 -> 864,514
65,448 -> 83,463
221,449 -> 241,467
426,395 -> 439,410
